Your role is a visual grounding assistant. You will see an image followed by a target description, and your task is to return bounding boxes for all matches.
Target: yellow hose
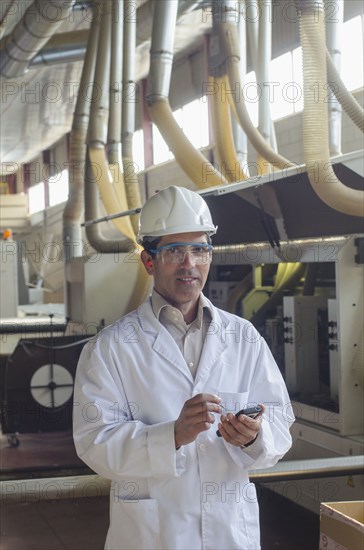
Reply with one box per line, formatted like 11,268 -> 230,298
300,6 -> 364,217
148,98 -> 227,188
89,146 -> 152,311
89,147 -> 136,242
227,60 -> 293,170
250,263 -> 306,327
211,75 -> 249,183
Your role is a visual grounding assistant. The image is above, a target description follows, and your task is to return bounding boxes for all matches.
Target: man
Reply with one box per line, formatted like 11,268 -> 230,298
73,185 -> 293,550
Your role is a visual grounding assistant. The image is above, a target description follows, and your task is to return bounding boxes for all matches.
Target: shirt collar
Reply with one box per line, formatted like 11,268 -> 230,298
151,288 -> 213,329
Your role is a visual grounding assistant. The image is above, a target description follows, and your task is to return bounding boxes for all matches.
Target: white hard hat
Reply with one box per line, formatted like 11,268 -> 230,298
137,186 -> 217,242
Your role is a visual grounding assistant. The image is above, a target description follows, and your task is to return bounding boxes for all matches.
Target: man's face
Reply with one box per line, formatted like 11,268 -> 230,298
141,232 -> 211,311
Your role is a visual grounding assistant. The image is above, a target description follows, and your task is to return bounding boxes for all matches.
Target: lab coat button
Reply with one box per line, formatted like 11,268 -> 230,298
199,443 -> 206,451
203,503 -> 210,511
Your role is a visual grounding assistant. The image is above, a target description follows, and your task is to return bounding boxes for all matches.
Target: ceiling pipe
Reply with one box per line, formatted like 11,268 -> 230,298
0,0 -> 76,78
219,0 -> 292,169
63,5 -> 125,255
31,30 -> 89,66
62,6 -> 100,264
29,1 -> 208,75
209,73 -> 249,182
0,0 -> 19,40
246,0 -> 277,152
257,0 -> 272,148
231,0 -> 248,168
147,0 -> 227,188
208,2 -> 248,182
326,49 -> 364,134
87,0 -> 135,244
122,0 -> 142,234
107,0 -> 135,241
85,1 -> 150,312
84,153 -> 127,253
299,0 -> 364,217
325,0 -> 344,156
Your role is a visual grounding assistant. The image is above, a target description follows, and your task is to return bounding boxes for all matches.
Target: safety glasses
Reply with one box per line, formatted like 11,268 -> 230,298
149,242 -> 213,265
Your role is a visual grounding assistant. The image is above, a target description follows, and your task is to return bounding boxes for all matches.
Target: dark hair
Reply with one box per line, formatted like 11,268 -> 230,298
141,237 -> 161,258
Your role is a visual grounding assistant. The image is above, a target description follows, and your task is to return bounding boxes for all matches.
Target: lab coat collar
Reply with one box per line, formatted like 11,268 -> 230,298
137,297 -> 229,386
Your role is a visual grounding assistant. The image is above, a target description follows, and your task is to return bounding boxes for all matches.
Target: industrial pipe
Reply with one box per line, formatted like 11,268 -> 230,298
299,0 -> 364,217
326,50 -> 364,134
325,0 -> 344,156
217,0 -> 292,169
147,0 -> 227,188
87,0 -> 135,242
231,1 -> 249,168
122,0 -> 142,234
246,0 -> 277,152
210,75 -> 248,182
249,263 -> 306,328
62,11 -> 100,263
107,0 -> 135,241
0,0 -> 76,77
86,0 -> 150,311
257,0 -> 272,154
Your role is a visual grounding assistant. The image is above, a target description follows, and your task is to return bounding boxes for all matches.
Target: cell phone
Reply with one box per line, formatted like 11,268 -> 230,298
216,405 -> 262,437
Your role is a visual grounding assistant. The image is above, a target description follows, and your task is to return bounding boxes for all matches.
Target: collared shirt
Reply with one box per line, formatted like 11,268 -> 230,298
151,289 -> 213,378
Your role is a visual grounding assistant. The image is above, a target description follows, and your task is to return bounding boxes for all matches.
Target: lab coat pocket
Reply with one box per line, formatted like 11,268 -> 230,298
218,391 -> 249,414
106,498 -> 161,550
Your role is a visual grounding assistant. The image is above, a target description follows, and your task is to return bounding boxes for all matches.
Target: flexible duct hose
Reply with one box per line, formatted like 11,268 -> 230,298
87,0 -> 135,241
107,0 -> 135,238
326,50 -> 364,133
226,272 -> 253,314
226,60 -> 293,170
215,11 -> 292,170
85,154 -> 127,253
147,0 -> 227,188
210,75 -> 249,182
250,263 -> 306,327
63,8 -> 101,262
63,124 -> 88,261
300,2 -> 364,217
149,99 -> 227,187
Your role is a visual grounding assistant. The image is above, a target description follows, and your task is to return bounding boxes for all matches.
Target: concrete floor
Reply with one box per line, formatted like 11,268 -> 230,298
1,489 -> 319,550
0,432 -> 319,550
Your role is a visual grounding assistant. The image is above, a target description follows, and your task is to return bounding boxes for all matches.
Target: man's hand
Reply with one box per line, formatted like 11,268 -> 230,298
217,404 -> 265,448
174,393 -> 222,448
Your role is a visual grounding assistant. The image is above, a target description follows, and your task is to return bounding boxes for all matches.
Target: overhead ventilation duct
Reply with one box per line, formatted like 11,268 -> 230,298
209,74 -> 248,182
325,0 -> 343,156
299,0 -> 364,217
0,0 -> 76,77
63,6 -> 127,257
31,30 -> 89,66
214,0 -> 293,170
326,51 -> 364,134
87,0 -> 135,243
147,0 -> 227,188
122,0 -> 142,234
62,8 -> 100,263
86,0 -> 150,312
257,0 -> 275,171
246,0 -> 277,152
107,0 -> 135,241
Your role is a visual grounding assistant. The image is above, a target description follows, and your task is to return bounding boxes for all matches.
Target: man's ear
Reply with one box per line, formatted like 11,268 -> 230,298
141,250 -> 154,275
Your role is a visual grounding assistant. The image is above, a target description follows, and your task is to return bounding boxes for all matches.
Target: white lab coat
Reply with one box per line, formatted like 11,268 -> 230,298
73,296 -> 293,550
